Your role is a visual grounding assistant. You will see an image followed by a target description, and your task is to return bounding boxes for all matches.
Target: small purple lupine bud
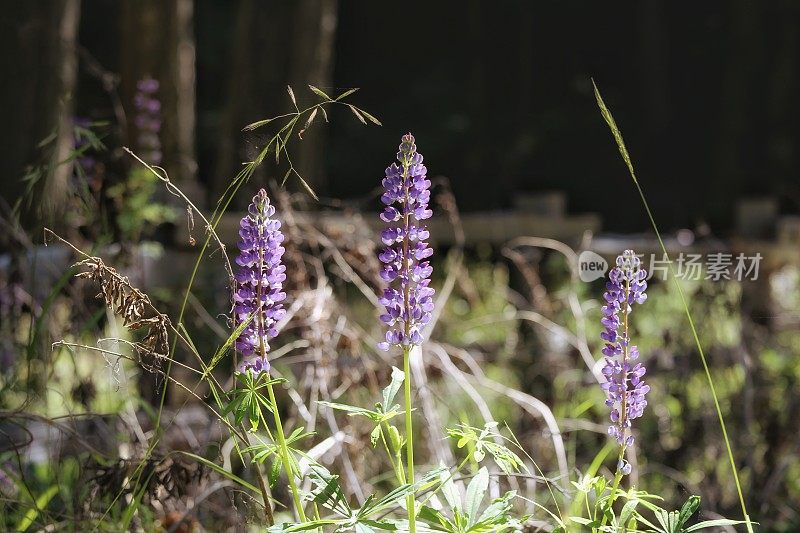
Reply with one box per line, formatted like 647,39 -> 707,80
233,189 -> 287,375
133,76 -> 163,165
600,250 -> 650,455
377,134 -> 435,350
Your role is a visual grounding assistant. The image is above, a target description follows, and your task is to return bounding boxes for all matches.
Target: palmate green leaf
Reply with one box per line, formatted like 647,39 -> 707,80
382,366 -> 405,411
684,519 -> 749,532
655,508 -> 671,532
286,426 -> 315,445
619,498 -> 640,529
464,467 -> 489,527
439,468 -> 460,511
568,516 -> 601,528
632,513 -> 662,532
320,369 -> 405,448
474,490 -> 516,526
318,401 -> 380,418
358,467 -> 448,519
358,519 -> 403,531
267,519 -> 342,532
446,423 -> 528,475
224,371 -> 285,430
268,458 -> 281,488
244,441 -> 278,464
417,506 -> 455,531
305,462 -> 352,517
676,495 -> 700,529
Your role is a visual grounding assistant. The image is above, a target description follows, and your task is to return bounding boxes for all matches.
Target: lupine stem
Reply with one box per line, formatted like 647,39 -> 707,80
265,377 -> 307,523
400,143 -> 416,531
403,346 -> 416,532
600,446 -> 626,529
378,135 -> 433,532
256,274 -> 304,523
243,204 -> 304,524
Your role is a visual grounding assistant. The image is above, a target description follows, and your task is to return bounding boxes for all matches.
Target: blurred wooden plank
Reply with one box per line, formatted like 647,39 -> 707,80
175,209 -> 602,248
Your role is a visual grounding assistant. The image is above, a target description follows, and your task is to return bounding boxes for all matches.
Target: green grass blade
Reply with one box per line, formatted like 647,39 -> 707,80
15,484 -> 58,532
592,79 -> 754,532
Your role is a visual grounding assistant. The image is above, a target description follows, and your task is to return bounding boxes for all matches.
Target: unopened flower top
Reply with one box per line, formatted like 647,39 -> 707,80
377,134 -> 435,350
600,250 -> 650,451
233,189 -> 287,374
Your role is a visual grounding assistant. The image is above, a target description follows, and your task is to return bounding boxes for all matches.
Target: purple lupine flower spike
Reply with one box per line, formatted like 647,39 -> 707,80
601,250 -> 650,452
233,189 -> 287,375
133,76 -> 162,165
377,134 -> 435,350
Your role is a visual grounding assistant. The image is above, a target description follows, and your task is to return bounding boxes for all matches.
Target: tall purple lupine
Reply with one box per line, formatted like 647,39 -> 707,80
601,250 -> 650,453
377,134 -> 435,350
133,77 -> 162,165
233,189 -> 287,375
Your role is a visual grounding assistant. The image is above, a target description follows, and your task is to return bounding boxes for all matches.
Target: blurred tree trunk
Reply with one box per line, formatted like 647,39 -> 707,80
120,0 -> 198,406
213,0 -> 290,203
0,0 -> 81,231
288,0 -> 339,195
212,0 -> 338,203
120,0 -> 200,204
713,0 -> 762,210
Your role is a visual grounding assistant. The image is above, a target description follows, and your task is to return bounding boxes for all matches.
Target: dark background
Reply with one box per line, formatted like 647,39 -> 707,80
3,0 -> 800,232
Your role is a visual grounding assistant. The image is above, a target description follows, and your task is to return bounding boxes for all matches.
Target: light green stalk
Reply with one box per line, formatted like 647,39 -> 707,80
254,233 -> 306,524
265,377 -> 307,522
601,275 -> 630,529
403,346 -> 416,532
397,145 -> 418,532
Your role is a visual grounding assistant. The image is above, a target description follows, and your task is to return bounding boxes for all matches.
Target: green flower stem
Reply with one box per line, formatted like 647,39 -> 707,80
265,377 -> 307,523
600,446 -> 626,529
600,275 -> 630,531
403,345 -> 416,533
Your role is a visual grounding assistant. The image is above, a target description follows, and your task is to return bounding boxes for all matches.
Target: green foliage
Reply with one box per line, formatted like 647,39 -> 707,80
418,469 -> 521,532
106,166 -> 177,242
223,370 -> 283,430
320,366 -> 406,448
567,476 -> 747,532
440,262 -> 518,351
446,423 -> 528,475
